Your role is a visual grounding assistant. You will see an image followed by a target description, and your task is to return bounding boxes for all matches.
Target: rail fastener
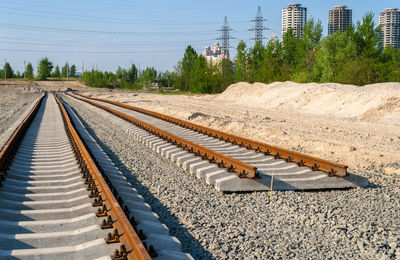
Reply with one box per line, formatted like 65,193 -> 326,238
55,94 -> 152,260
68,93 -> 258,179
73,92 -> 348,178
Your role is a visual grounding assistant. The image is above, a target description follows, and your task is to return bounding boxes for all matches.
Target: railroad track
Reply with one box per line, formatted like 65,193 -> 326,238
66,92 -> 368,192
0,93 -> 192,259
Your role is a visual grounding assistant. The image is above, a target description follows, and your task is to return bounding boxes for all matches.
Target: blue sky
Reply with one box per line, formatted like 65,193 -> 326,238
0,0 -> 398,73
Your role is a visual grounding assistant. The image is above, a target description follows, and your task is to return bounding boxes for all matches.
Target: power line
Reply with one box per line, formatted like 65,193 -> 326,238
0,48 -> 184,54
0,6 -> 252,26
0,22 -> 217,36
0,39 -> 214,47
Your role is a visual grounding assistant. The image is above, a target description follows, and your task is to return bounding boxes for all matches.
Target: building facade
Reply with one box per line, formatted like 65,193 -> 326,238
379,8 -> 400,50
282,3 -> 307,39
328,5 -> 352,35
202,43 -> 228,63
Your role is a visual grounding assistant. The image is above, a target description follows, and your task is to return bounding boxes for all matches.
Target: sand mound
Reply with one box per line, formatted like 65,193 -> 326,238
217,81 -> 400,124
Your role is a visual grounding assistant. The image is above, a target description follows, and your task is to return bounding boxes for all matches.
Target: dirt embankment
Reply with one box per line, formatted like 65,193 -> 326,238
81,81 -> 400,177
216,81 -> 400,125
1,80 -> 398,176
0,80 -> 88,93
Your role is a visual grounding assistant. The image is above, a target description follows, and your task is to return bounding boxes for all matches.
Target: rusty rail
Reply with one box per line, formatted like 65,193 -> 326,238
0,93 -> 45,180
55,94 -> 152,260
73,92 -> 348,177
68,93 -> 257,178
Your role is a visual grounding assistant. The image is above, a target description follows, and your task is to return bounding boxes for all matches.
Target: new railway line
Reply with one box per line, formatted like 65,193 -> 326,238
0,90 -> 372,259
66,92 -> 367,192
0,93 -> 191,259
0,82 -> 398,259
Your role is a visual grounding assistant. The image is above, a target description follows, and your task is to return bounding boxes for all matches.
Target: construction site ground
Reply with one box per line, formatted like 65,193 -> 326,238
83,81 -> 400,179
1,80 -> 399,259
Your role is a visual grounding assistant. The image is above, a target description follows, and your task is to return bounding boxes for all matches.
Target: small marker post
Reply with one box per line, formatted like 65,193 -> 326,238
270,171 -> 274,203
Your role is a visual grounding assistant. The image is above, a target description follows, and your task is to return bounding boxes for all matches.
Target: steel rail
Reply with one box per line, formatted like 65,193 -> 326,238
55,94 -> 151,260
73,92 -> 348,177
0,93 -> 45,178
68,93 -> 258,178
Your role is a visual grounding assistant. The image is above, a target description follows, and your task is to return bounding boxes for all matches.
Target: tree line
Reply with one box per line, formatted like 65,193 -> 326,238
174,12 -> 399,93
232,13 -> 400,86
0,58 -> 77,80
82,66 -> 166,89
1,12 -> 399,91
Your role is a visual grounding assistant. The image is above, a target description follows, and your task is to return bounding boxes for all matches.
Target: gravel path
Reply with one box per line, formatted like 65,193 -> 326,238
0,93 -> 41,136
64,95 -> 400,260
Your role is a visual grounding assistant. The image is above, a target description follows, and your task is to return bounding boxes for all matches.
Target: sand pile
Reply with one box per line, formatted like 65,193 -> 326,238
216,81 -> 400,124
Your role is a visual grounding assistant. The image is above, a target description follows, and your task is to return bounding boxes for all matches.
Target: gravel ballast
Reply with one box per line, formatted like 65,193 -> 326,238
64,95 -> 400,260
0,93 -> 41,136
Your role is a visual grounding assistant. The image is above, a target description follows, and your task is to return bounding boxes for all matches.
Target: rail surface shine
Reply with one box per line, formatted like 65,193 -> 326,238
68,93 -> 368,191
0,95 -> 126,259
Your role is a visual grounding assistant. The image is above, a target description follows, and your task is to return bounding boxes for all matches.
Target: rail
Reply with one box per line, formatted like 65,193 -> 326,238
68,93 -> 258,178
55,94 -> 152,260
73,92 -> 348,177
0,94 -> 45,177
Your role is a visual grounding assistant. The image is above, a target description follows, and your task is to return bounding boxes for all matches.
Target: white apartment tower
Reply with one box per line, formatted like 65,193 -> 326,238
379,8 -> 400,50
282,3 -> 307,39
328,5 -> 352,35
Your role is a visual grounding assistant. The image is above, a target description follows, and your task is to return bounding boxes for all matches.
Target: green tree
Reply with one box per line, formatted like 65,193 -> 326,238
181,45 -> 197,91
141,67 -> 157,83
264,38 -> 285,82
221,59 -> 234,90
302,18 -> 323,50
128,64 -> 138,82
282,28 -> 303,70
190,55 -> 208,92
25,63 -> 34,79
61,63 -> 69,77
116,66 -> 123,79
315,28 -> 357,83
83,70 -> 117,88
294,18 -> 323,82
355,12 -> 383,58
70,64 -> 76,76
52,65 -> 61,78
248,41 -> 266,82
37,57 -> 53,80
4,62 -> 14,78
234,41 -> 248,82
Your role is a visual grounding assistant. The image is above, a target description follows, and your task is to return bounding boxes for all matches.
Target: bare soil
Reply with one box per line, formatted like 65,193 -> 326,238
1,80 -> 398,176
80,81 -> 400,177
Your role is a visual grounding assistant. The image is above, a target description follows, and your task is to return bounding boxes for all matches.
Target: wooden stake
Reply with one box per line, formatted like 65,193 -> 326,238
270,171 -> 274,203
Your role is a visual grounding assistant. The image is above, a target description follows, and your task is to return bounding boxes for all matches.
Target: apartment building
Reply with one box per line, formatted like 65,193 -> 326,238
379,8 -> 400,50
328,5 -> 352,35
282,3 -> 307,39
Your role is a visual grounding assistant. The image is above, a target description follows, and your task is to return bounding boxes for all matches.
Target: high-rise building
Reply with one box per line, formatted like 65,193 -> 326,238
328,5 -> 352,35
379,8 -> 400,50
282,3 -> 307,39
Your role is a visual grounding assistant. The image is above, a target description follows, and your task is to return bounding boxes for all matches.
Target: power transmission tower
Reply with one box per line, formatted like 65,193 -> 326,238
250,6 -> 269,44
217,16 -> 234,60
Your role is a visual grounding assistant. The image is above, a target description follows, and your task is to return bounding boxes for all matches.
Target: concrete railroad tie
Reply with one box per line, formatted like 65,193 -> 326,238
0,95 -> 192,260
67,93 -> 368,192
